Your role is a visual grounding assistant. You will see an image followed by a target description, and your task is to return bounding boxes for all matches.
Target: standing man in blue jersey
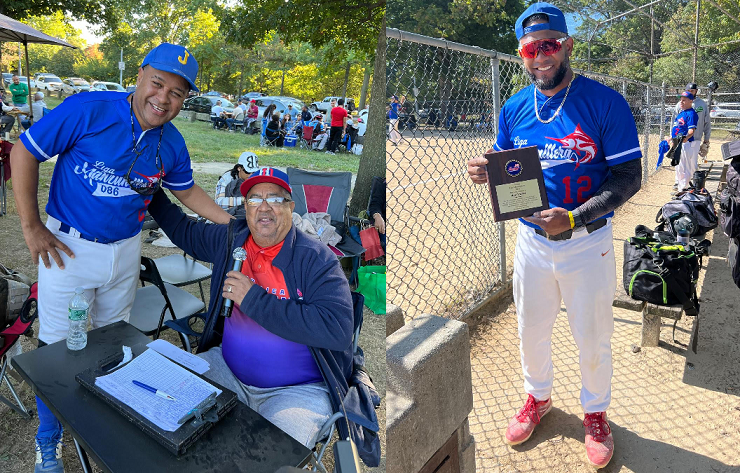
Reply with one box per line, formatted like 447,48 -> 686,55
672,90 -> 701,191
11,43 -> 232,473
467,3 -> 642,468
388,95 -> 401,146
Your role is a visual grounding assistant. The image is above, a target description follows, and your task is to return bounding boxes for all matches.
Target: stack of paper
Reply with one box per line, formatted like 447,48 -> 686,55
95,349 -> 221,432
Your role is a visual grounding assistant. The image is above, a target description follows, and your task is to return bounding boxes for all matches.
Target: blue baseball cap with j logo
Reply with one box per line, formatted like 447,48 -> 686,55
140,43 -> 199,92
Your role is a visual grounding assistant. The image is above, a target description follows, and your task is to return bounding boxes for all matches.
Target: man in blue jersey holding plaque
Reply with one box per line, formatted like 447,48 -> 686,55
467,3 -> 642,468
11,43 -> 232,472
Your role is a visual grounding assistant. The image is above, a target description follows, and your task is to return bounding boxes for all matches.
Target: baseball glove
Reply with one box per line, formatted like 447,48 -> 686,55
699,142 -> 710,157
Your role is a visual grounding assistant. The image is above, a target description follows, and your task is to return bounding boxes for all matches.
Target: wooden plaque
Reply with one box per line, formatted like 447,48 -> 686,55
485,146 -> 549,221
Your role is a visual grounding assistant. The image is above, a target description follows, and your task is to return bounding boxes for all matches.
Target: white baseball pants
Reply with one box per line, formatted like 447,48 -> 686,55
676,140 -> 699,190
388,118 -> 400,144
513,220 -> 616,413
37,216 -> 142,344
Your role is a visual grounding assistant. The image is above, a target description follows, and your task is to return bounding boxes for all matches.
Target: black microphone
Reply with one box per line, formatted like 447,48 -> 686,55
222,247 -> 247,318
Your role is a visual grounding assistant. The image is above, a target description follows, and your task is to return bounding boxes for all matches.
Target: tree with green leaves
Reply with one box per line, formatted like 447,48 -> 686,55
0,0 -> 115,24
221,0 -> 384,215
388,0 -> 524,53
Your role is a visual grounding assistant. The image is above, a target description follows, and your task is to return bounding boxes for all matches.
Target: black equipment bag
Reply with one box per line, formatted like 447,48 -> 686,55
656,188 -> 718,238
719,159 -> 740,239
623,226 -> 710,316
721,159 -> 740,289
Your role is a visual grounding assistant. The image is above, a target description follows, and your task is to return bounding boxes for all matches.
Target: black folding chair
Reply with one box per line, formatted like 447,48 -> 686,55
129,257 -> 205,351
152,252 -> 211,304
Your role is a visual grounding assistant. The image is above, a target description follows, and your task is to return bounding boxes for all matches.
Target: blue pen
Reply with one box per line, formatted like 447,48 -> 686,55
132,380 -> 176,401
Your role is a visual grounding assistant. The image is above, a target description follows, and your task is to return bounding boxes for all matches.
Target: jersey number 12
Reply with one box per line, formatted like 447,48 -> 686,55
562,175 -> 592,204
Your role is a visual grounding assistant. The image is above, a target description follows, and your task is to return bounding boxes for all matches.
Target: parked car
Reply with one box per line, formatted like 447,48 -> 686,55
649,105 -> 674,124
254,96 -> 305,120
36,75 -> 63,92
126,86 -> 137,93
182,95 -> 235,114
710,103 -> 740,119
241,91 -> 266,100
2,74 -> 36,90
91,81 -> 126,92
15,76 -> 36,89
310,96 -> 356,113
61,78 -> 90,94
203,91 -> 227,98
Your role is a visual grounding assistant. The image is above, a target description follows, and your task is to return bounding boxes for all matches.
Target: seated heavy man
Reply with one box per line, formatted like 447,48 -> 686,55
148,167 -> 354,448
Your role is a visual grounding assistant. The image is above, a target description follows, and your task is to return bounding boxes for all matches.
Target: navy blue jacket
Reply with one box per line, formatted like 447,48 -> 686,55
148,191 -> 381,466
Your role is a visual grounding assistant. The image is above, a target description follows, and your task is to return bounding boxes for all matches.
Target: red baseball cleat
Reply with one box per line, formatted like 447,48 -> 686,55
504,394 -> 552,445
583,411 -> 614,468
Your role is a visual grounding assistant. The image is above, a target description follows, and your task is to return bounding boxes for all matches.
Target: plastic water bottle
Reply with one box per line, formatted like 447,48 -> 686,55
67,287 -> 89,350
677,229 -> 690,249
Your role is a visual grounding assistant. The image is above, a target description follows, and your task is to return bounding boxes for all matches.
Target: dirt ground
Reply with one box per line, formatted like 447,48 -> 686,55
0,160 -> 385,472
465,146 -> 740,472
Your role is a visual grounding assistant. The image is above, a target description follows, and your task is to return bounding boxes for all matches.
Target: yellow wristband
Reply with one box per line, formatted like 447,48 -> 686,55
568,211 -> 575,229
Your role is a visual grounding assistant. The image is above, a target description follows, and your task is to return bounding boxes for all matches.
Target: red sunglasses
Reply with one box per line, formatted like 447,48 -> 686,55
518,37 -> 568,59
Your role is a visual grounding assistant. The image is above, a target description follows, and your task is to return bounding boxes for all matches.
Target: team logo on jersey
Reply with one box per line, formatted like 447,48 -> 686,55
675,117 -> 685,126
546,124 -> 597,169
131,169 -> 165,187
505,159 -> 522,177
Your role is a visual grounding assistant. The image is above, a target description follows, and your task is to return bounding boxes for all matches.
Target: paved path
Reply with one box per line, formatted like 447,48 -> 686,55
468,159 -> 740,472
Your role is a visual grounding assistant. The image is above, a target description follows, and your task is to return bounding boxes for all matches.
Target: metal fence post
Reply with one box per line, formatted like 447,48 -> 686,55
491,57 -> 507,283
659,81 -> 666,143
622,80 -> 627,98
643,85 -> 651,183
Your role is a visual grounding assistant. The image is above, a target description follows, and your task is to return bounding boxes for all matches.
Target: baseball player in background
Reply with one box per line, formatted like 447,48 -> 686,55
674,83 -> 711,190
11,43 -> 232,473
467,3 -> 643,468
672,90 -> 700,192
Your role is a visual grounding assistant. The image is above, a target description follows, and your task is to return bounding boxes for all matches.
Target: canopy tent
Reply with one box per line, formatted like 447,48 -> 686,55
0,13 -> 76,121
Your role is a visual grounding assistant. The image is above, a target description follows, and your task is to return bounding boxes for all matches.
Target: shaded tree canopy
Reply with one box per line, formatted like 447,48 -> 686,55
221,0 -> 385,57
0,0 -> 115,27
388,0 -> 526,54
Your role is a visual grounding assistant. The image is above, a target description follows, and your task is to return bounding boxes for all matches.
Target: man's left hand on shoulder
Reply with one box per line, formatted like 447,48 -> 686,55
523,207 -> 572,236
223,270 -> 254,304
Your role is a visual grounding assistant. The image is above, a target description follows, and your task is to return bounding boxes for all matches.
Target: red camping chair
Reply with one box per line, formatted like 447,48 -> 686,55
299,125 -> 315,150
0,282 -> 38,418
286,167 -> 366,262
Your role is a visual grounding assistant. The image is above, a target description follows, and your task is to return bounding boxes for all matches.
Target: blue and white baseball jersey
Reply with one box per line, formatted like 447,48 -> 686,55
671,108 -> 698,142
494,75 -> 642,229
21,91 -> 194,241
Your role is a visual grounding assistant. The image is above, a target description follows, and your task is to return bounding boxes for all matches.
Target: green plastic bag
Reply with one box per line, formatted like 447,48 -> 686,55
356,265 -> 386,314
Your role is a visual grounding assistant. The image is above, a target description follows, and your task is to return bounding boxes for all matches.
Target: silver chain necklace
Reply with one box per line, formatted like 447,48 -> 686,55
534,73 -> 576,124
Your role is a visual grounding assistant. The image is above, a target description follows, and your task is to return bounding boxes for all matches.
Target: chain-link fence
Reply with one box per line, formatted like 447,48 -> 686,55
386,28 -> 698,322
